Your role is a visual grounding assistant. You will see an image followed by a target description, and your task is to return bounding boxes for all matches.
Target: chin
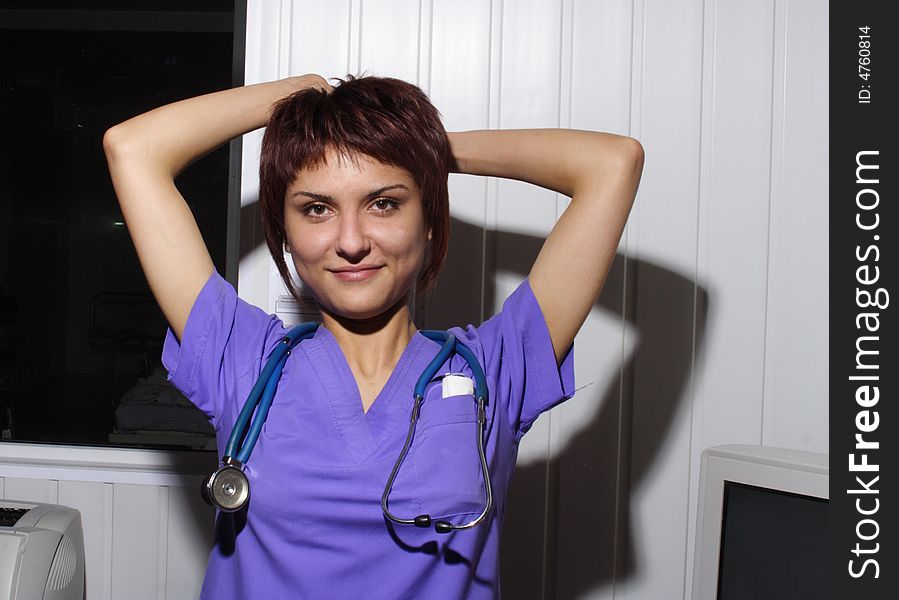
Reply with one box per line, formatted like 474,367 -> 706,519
320,292 -> 409,323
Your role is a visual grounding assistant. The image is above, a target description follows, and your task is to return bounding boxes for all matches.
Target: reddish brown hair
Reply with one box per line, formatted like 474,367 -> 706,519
259,74 -> 452,307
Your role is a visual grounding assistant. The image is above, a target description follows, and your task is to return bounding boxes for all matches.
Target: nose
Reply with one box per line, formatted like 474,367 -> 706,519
334,211 -> 371,261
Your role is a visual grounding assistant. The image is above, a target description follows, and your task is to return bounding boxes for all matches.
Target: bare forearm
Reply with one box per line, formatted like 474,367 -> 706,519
448,129 -> 642,197
104,76 -> 324,176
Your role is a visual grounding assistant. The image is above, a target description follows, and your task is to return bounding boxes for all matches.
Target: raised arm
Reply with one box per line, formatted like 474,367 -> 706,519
448,129 -> 644,364
103,74 -> 332,342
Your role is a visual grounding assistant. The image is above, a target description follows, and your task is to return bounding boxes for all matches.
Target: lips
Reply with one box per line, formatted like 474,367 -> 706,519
329,265 -> 382,273
329,265 -> 383,281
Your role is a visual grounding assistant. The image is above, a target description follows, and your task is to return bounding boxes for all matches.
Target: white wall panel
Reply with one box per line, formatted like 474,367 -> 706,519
570,0 -> 634,135
692,0 -> 775,450
616,0 -> 705,598
57,480 -> 114,600
239,0 -> 285,311
165,486 -> 214,599
682,2 -> 779,596
3,477 -> 55,503
359,0 -> 422,84
493,2 -> 566,598
427,0 -> 493,329
110,484 -> 162,599
431,0 -> 492,130
761,0 -> 828,453
289,0 -> 352,77
552,0 -> 638,597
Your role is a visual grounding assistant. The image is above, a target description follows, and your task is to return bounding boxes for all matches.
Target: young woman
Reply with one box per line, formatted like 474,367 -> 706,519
104,73 -> 643,599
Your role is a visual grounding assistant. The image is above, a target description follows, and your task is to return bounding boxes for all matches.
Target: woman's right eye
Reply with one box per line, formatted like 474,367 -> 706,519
301,203 -> 331,218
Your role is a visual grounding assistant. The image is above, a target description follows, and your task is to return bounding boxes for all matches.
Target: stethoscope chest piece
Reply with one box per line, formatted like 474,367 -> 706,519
202,462 -> 250,513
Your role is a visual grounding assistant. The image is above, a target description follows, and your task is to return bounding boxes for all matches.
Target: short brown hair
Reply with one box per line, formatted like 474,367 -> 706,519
259,74 -> 451,307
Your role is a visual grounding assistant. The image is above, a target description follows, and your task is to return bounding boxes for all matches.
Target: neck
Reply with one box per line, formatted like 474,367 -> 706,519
319,300 -> 418,378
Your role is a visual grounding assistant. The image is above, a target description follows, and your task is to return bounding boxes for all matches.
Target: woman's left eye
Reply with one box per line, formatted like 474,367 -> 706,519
371,198 -> 399,213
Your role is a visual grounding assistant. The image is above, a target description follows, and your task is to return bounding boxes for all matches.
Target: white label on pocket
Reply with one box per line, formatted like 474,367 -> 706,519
442,374 -> 474,398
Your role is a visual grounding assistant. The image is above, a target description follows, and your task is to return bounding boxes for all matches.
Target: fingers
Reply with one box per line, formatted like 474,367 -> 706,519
297,74 -> 334,94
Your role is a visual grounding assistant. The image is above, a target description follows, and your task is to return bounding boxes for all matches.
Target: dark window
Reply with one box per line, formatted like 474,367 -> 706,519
0,3 -> 244,450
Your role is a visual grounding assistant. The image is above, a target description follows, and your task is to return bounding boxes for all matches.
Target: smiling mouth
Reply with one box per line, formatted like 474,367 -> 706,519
329,266 -> 383,281
329,265 -> 382,273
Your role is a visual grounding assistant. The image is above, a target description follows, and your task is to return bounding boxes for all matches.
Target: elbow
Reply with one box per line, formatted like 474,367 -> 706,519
102,124 -> 129,163
102,122 -> 150,165
621,136 -> 645,169
616,137 -> 645,185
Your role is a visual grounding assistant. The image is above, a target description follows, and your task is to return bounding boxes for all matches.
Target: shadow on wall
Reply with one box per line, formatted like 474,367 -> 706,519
233,200 -> 709,599
433,219 -> 710,600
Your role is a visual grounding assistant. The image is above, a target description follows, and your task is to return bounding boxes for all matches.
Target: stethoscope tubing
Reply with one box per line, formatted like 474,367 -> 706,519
206,324 -> 493,532
382,330 -> 493,533
224,322 -> 318,462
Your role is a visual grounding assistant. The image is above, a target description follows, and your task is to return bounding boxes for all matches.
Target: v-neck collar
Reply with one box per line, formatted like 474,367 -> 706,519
301,325 -> 437,464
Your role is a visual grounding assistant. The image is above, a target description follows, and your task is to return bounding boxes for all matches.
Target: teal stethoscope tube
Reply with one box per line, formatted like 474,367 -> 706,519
201,323 -> 493,534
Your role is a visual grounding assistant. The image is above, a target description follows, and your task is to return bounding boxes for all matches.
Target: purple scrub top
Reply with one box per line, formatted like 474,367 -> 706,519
162,269 -> 575,599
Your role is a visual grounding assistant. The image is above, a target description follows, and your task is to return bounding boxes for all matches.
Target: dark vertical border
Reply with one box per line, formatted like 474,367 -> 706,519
226,0 -> 247,287
831,2 -> 897,597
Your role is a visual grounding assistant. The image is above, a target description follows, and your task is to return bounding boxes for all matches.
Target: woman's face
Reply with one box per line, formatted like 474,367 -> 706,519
283,148 -> 431,321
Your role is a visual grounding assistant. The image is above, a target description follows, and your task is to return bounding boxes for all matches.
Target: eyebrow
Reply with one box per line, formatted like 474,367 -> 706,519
291,184 -> 410,202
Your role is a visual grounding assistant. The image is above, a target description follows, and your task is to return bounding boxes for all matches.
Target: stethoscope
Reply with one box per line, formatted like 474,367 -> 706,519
201,322 -> 493,534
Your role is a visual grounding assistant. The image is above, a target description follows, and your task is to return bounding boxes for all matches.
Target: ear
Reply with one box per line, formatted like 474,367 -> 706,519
427,227 -> 433,242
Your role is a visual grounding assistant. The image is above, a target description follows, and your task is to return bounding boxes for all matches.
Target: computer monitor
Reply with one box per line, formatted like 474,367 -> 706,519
692,444 -> 828,600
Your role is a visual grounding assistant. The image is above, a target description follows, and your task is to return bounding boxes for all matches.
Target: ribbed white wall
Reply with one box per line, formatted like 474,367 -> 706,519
0,443 -> 216,599
0,1 -> 827,599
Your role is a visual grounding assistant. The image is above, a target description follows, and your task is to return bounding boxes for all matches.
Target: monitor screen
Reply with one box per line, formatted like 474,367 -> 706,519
717,481 -> 828,600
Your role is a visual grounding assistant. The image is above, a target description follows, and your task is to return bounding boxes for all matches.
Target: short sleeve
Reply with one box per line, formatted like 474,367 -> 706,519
464,276 -> 576,441
160,269 -> 286,430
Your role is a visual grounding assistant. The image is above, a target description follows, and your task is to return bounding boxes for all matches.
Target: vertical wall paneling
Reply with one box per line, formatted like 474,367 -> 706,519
621,0 -> 645,594
4,477 -> 53,502
239,0 -> 284,311
156,486 -> 169,600
418,0 -> 433,91
103,483 -> 114,600
570,0 -> 635,135
288,0 -> 351,77
761,0 -> 828,453
359,0 -> 421,83
165,485 -> 214,599
57,480 -> 112,600
492,1 -> 564,598
110,484 -> 161,599
763,0 -> 789,454
426,0 -> 493,331
692,0 -> 775,454
551,0 -> 638,597
618,0 -> 704,598
348,0 -> 363,75
278,0 -> 293,80
684,1 -> 778,596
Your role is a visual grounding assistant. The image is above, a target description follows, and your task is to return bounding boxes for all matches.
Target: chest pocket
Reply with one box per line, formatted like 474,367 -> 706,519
408,376 -> 494,523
